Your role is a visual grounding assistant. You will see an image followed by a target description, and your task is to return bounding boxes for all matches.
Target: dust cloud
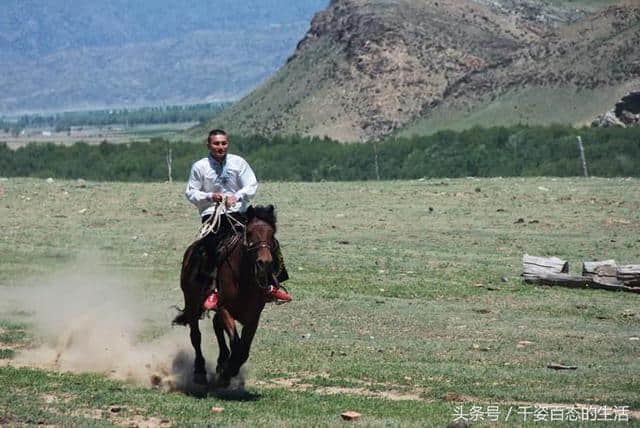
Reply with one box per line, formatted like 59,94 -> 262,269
0,253 -> 225,394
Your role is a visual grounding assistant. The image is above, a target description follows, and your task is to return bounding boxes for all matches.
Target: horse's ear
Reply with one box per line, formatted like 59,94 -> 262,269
268,204 -> 275,214
246,205 -> 255,219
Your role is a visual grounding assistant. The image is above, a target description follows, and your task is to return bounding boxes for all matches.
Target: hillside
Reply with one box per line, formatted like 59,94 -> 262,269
0,0 -> 328,114
199,0 -> 640,141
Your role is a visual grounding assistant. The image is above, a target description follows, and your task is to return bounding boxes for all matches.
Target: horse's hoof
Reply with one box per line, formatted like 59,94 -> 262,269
193,372 -> 208,385
215,376 -> 231,389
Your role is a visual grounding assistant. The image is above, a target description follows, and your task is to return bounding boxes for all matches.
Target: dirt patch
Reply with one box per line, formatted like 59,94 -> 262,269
41,392 -> 74,404
255,374 -> 430,402
117,414 -> 173,428
257,375 -> 639,421
72,408 -> 104,421
443,391 -> 476,402
0,327 -> 27,351
67,406 -> 173,427
4,340 -> 212,396
0,341 -> 24,350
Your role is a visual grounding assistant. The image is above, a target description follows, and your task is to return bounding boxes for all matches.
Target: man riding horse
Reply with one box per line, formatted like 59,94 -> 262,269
185,128 -> 292,309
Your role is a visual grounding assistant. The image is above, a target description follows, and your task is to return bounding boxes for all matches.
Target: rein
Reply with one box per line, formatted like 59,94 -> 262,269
198,196 -> 245,239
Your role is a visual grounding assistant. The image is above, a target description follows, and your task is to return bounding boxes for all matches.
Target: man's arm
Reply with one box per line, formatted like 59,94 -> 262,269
185,163 -> 215,209
233,159 -> 258,204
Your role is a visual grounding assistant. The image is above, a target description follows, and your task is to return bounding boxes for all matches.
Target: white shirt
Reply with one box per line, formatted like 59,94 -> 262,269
185,153 -> 258,217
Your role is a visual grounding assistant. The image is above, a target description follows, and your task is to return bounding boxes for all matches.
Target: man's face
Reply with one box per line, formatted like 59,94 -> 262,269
208,134 -> 229,161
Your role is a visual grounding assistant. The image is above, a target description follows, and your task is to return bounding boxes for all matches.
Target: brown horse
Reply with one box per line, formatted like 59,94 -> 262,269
173,205 -> 277,387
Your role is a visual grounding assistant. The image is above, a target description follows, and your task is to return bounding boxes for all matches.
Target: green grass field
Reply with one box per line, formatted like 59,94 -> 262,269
398,84 -> 639,137
1,177 -> 639,426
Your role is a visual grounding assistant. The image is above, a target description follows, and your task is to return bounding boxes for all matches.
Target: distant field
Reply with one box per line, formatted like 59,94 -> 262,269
0,178 -> 639,426
0,122 -> 196,149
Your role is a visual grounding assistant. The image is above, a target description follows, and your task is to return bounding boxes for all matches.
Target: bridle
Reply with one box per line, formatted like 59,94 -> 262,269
245,239 -> 274,252
242,221 -> 275,290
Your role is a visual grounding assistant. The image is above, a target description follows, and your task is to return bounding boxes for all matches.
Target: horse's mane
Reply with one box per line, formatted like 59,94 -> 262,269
247,205 -> 277,232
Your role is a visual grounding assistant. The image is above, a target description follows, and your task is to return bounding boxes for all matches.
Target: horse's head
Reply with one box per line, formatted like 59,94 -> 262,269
244,205 -> 277,287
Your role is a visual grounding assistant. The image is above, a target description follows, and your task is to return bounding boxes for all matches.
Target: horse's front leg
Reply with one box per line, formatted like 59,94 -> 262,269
212,311 -> 230,374
221,319 -> 259,383
215,309 -> 244,387
188,320 -> 207,385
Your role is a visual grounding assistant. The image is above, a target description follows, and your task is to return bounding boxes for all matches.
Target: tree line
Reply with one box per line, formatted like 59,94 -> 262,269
0,102 -> 229,134
1,124 -> 639,181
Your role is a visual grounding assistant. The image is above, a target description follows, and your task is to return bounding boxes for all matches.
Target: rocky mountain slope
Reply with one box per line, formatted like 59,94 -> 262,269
201,0 -> 640,141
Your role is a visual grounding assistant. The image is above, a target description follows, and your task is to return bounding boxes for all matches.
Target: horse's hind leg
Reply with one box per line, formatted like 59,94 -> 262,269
189,320 -> 207,385
178,242 -> 209,384
212,312 -> 230,374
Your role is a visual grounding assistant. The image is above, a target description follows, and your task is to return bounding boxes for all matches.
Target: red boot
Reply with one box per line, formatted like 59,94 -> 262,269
267,285 -> 292,302
203,291 -> 219,310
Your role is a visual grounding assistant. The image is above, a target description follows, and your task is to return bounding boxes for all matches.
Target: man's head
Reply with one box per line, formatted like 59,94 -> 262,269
207,129 -> 229,162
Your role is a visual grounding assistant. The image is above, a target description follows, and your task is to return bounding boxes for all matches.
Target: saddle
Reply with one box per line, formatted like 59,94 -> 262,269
192,231 -> 242,293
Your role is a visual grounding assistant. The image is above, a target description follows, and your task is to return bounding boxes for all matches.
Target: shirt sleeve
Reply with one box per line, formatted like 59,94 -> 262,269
185,162 -> 211,210
234,159 -> 258,203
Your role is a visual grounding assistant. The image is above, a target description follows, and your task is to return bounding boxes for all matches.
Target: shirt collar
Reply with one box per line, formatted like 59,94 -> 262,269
208,153 -> 227,167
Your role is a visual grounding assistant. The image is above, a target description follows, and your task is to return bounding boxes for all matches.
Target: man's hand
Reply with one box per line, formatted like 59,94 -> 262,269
210,192 -> 224,202
225,195 -> 238,207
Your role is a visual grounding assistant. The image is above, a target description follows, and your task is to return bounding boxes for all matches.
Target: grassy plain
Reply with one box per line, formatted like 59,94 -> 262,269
1,177 -> 639,426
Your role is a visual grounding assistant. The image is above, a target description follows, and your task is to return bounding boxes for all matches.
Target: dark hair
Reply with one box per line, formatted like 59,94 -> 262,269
207,129 -> 227,144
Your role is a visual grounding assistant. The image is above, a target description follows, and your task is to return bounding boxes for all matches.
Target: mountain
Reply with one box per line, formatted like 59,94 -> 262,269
198,0 -> 640,142
0,0 -> 328,114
